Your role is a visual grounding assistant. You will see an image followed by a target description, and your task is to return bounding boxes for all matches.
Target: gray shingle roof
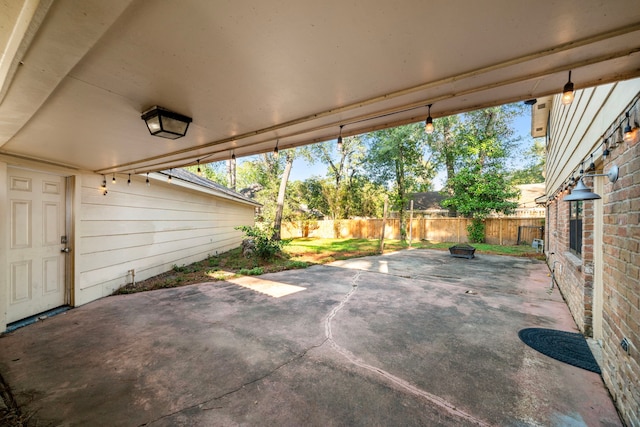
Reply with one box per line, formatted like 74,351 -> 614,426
159,169 -> 260,206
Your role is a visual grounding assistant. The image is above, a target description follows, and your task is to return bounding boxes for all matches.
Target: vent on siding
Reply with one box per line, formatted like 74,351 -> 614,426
537,103 -> 546,109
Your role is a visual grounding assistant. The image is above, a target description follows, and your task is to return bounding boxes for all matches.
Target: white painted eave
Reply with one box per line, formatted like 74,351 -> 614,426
0,1 -> 638,175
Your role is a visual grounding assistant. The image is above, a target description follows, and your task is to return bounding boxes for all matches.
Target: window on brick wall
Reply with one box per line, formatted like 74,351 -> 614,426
569,201 -> 582,256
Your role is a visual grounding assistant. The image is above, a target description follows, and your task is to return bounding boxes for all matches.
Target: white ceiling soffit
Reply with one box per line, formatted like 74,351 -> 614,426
0,0 -> 639,174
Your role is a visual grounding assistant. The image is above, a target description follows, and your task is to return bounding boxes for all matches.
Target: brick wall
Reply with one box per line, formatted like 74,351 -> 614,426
600,98 -> 640,427
547,195 -> 594,336
546,95 -> 640,427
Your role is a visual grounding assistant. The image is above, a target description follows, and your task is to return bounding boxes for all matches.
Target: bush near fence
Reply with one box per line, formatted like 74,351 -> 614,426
280,217 -> 545,246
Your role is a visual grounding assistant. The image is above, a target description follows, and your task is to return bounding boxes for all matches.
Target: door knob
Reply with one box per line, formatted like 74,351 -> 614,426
61,247 -> 71,253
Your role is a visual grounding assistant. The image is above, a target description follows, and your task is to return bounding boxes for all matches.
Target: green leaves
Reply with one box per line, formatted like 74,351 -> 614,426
441,165 -> 520,220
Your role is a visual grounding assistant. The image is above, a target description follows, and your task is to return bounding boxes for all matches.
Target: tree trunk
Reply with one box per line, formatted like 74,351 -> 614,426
227,158 -> 236,190
273,152 -> 294,240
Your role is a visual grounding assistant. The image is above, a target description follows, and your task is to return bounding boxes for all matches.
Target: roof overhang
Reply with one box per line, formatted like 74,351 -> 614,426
1,1 -> 639,174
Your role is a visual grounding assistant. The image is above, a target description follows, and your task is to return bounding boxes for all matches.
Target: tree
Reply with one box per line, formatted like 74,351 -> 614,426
441,165 -> 519,243
510,138 -> 545,184
365,123 -> 435,240
272,150 -> 295,240
426,104 -> 522,183
427,104 -> 524,242
298,135 -> 367,219
236,152 -> 284,223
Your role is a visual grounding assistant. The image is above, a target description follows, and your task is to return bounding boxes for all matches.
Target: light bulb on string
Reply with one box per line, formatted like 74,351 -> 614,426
425,104 -> 434,134
561,71 -> 574,105
146,173 -> 150,187
623,111 -> 635,143
337,125 -> 344,151
127,174 -> 131,186
112,174 -> 116,184
587,154 -> 595,172
602,139 -> 610,160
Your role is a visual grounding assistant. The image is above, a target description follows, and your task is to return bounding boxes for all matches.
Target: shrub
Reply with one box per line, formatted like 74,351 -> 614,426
238,267 -> 264,275
286,260 -> 309,269
236,225 -> 286,260
467,219 -> 486,243
172,264 -> 188,273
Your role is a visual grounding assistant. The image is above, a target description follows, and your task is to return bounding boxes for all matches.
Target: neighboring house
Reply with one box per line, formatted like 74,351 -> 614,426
407,185 -> 545,218
514,183 -> 545,217
1,161 -> 259,332
407,192 -> 449,217
537,77 -> 640,426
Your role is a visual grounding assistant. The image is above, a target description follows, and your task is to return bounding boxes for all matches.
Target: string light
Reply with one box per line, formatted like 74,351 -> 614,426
231,152 -> 236,161
112,174 -> 116,184
561,71 -> 574,105
168,169 -> 172,183
273,140 -> 279,159
146,173 -> 150,186
197,159 -> 203,176
101,175 -> 108,195
602,139 -> 610,160
337,125 -> 344,151
127,174 -> 131,186
425,104 -> 434,134
623,112 -> 635,143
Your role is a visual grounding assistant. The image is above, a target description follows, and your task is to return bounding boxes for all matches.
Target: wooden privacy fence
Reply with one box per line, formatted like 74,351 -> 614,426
280,217 -> 545,246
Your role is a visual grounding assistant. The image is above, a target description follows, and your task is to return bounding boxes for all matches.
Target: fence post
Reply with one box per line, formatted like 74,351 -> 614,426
380,197 -> 388,253
408,200 -> 414,248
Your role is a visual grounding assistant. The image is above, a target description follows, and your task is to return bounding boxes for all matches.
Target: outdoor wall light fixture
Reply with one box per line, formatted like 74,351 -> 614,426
564,165 -> 619,201
561,71 -> 574,105
141,106 -> 192,139
337,125 -> 344,151
425,104 -> 434,134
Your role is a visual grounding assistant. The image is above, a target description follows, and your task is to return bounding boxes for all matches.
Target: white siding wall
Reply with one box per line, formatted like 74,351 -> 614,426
546,78 -> 640,193
75,173 -> 255,305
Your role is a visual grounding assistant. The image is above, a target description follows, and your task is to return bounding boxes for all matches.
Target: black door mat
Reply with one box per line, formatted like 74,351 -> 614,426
518,328 -> 601,374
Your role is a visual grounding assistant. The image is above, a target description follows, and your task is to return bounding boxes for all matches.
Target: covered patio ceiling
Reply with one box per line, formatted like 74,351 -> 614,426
1,0 -> 639,175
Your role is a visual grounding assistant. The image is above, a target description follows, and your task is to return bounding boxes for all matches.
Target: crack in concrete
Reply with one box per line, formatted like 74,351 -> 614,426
139,338 -> 328,426
143,269 -> 492,426
324,271 -> 493,427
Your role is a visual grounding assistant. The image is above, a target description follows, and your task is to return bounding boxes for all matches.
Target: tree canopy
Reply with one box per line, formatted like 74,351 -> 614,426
181,102 -> 537,243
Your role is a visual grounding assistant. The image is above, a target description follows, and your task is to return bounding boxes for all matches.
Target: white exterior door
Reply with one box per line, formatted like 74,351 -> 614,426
6,167 -> 67,323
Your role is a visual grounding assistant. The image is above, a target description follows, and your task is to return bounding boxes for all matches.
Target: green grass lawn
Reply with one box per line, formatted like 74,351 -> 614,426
115,238 -> 544,294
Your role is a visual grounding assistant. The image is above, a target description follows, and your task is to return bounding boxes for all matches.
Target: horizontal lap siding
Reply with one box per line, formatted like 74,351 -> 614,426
76,174 -> 254,304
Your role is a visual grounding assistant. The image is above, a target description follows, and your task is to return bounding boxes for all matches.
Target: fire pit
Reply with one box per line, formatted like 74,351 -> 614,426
449,244 -> 476,259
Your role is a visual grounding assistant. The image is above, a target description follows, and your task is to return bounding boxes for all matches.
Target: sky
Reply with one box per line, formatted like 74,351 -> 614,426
239,105 -> 534,190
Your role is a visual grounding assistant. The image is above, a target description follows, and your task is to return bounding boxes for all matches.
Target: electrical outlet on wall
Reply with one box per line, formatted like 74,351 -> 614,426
621,337 -> 630,355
